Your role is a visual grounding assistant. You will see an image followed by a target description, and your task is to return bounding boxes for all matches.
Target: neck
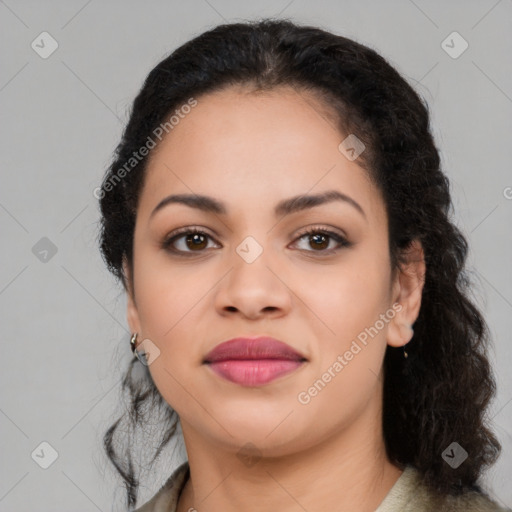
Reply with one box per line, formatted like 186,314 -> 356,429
177,395 -> 403,512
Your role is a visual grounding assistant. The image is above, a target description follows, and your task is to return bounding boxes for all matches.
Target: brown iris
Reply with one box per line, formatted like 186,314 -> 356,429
309,233 -> 329,250
186,233 -> 208,251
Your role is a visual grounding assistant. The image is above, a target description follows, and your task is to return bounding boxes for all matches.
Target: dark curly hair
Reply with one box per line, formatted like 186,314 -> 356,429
97,17 -> 501,510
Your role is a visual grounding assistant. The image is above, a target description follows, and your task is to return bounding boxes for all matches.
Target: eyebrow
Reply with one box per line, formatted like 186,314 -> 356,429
150,190 -> 366,220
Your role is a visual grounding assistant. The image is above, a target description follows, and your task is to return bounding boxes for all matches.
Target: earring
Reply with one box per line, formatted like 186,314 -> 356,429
130,332 -> 147,364
403,324 -> 414,359
130,332 -> 139,355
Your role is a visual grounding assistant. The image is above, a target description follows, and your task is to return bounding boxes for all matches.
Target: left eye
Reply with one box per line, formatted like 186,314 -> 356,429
291,228 -> 351,253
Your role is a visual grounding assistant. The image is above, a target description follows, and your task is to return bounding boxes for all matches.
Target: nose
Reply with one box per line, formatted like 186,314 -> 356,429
214,247 -> 293,320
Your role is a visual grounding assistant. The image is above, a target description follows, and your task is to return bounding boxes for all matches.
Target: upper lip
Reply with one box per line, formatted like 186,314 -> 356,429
203,336 -> 307,363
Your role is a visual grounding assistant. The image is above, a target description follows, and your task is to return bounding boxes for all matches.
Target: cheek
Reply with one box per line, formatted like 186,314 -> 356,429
304,256 -> 390,339
132,258 -> 211,411
298,265 -> 391,420
133,247 -> 211,337
304,254 -> 392,398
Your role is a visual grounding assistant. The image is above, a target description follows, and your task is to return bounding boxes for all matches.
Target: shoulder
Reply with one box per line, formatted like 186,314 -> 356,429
133,461 -> 190,512
435,488 -> 510,512
376,465 -> 510,512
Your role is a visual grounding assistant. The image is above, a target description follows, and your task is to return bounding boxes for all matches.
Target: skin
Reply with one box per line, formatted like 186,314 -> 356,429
124,85 -> 425,512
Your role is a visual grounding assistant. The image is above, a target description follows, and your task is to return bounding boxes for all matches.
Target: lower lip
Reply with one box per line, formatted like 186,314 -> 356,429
206,359 -> 304,386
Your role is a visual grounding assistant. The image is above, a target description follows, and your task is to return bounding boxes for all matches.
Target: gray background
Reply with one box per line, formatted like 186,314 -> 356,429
1,0 -> 511,510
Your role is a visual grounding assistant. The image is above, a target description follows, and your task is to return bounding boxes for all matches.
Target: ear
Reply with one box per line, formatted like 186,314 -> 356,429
387,239 -> 426,348
122,257 -> 141,335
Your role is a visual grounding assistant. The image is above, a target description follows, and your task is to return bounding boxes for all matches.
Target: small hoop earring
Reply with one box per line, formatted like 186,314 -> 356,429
403,325 -> 414,359
130,332 -> 139,354
130,332 -> 147,364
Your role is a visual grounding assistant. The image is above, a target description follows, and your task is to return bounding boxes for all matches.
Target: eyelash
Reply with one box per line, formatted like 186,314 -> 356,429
161,226 -> 352,257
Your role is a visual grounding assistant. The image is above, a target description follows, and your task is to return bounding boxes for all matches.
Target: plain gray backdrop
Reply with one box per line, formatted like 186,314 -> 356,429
1,1 -> 511,510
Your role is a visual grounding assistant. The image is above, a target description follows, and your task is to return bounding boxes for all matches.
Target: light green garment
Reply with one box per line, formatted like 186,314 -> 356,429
133,461 -> 510,512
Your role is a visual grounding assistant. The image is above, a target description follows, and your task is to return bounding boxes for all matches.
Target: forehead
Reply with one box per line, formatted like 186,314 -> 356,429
138,85 -> 383,224
149,85 -> 344,162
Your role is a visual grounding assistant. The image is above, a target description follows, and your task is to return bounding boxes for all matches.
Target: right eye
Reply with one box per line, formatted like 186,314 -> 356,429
161,228 -> 220,256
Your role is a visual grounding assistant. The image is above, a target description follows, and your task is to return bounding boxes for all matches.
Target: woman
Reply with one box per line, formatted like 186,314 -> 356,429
98,18 -> 509,512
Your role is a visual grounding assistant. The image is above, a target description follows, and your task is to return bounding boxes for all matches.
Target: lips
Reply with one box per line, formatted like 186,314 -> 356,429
203,336 -> 307,387
203,336 -> 306,363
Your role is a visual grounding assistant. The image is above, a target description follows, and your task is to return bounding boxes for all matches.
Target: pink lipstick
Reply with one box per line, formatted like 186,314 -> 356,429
203,336 -> 306,387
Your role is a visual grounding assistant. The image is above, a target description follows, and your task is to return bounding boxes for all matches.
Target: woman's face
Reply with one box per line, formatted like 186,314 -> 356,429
125,85 -> 420,457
